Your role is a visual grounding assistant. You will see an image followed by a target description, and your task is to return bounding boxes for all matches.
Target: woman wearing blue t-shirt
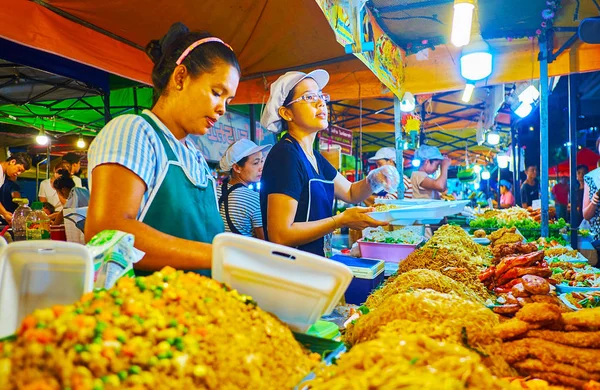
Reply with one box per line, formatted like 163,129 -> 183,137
259,70 -> 399,257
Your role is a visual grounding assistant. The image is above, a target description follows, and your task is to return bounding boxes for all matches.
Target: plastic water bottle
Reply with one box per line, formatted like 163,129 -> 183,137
26,202 -> 51,240
12,198 -> 31,241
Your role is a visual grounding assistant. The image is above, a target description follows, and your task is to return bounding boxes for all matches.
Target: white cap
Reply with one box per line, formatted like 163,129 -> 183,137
260,69 -> 330,133
368,147 -> 396,162
220,139 -> 272,171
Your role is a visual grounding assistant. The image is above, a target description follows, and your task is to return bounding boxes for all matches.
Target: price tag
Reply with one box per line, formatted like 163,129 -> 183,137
532,199 -> 541,210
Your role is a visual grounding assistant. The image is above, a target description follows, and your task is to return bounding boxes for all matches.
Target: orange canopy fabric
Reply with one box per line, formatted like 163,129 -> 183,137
2,0 -> 600,104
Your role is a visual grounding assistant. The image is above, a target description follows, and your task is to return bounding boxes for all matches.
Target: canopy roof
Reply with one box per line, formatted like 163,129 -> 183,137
549,147 -> 600,176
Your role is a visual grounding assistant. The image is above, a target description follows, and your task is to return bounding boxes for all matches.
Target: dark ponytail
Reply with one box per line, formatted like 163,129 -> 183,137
53,169 -> 75,193
145,22 -> 240,104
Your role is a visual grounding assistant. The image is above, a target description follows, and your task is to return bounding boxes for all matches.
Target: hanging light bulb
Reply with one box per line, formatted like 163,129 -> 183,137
36,127 -> 49,146
76,134 -> 86,149
451,0 -> 475,47
461,83 -> 475,103
481,170 -> 491,180
497,152 -> 510,169
487,130 -> 500,146
412,159 -> 421,168
460,35 -> 493,81
400,92 -> 416,112
473,164 -> 482,173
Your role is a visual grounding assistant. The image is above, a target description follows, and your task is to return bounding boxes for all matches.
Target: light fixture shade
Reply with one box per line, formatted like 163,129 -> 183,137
497,153 -> 510,169
36,135 -> 49,146
487,131 -> 500,145
412,159 -> 421,167
519,85 -> 540,104
514,102 -> 533,118
451,1 -> 475,47
461,83 -> 475,103
400,92 -> 416,112
481,170 -> 491,180
461,52 -> 492,81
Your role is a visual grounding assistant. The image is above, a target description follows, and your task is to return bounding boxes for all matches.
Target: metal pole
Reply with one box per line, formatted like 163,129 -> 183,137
540,40 -> 550,237
393,96 -> 405,199
249,104 -> 257,143
568,74 -> 579,248
103,91 -> 111,125
133,87 -> 139,115
511,121 -> 519,204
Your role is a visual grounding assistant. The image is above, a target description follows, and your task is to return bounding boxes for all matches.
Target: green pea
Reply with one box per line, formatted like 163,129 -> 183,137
129,365 -> 141,375
117,335 -> 126,344
75,308 -> 84,314
148,356 -> 159,366
94,308 -> 102,315
117,371 -> 128,381
74,344 -> 85,353
166,338 -> 175,346
169,319 -> 178,328
110,290 -> 119,298
36,322 -> 47,329
114,298 -> 124,306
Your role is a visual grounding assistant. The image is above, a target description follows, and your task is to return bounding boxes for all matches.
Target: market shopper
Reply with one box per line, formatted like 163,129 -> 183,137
51,169 -> 91,225
499,180 -> 515,209
260,70 -> 397,257
552,177 -> 569,220
62,152 -> 84,187
217,139 -> 271,238
39,161 -> 72,213
364,147 -> 412,206
0,153 -> 31,224
86,22 -> 239,272
410,145 -> 451,199
520,165 -> 540,208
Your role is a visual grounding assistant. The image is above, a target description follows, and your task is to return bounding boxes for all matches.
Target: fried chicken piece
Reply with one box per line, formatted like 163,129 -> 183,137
474,229 -> 487,238
522,275 -> 551,295
531,295 -> 561,305
496,251 -> 545,277
494,304 -> 521,315
563,308 -> 600,329
584,381 -> 600,390
492,242 -> 538,261
526,371 -> 589,389
489,227 -> 517,243
565,325 -> 600,332
515,358 -> 600,381
501,338 -> 600,372
496,233 -> 526,246
516,303 -> 562,324
526,330 -> 600,348
494,318 -> 530,340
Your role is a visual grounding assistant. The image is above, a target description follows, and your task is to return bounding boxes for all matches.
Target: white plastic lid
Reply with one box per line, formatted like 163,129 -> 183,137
212,233 -> 353,333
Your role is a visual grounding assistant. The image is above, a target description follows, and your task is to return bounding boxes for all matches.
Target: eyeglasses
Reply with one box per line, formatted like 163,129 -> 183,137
286,92 -> 330,106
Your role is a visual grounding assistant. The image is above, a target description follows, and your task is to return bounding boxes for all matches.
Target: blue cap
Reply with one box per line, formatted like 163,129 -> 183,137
499,179 -> 512,190
414,145 -> 444,161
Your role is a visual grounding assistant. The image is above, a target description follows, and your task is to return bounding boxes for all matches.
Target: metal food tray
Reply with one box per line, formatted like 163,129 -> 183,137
369,200 -> 470,225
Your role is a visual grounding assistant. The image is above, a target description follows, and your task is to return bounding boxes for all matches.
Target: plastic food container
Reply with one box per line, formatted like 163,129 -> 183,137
330,254 -> 385,304
0,241 -> 93,338
212,233 -> 353,333
306,320 -> 340,340
357,239 -> 419,263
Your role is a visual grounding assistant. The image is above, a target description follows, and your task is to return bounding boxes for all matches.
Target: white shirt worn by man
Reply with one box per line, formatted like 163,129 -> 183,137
39,179 -> 63,211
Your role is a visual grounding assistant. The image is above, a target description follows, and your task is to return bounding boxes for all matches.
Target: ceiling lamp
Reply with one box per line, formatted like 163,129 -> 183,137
451,0 -> 475,47
400,92 -> 416,112
36,127 -> 49,146
473,164 -> 482,173
497,152 -> 510,169
460,35 -> 492,81
513,85 -> 540,118
76,134 -> 86,149
461,83 -> 475,103
486,130 -> 500,145
481,170 -> 491,180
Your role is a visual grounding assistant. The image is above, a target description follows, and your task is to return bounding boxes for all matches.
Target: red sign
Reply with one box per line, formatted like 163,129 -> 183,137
320,125 -> 353,155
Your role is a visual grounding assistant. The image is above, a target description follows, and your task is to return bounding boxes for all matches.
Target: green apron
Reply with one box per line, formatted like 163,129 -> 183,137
135,113 -> 224,276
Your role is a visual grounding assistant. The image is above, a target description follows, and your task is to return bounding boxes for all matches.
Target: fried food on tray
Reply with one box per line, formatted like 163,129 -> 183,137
531,295 -> 561,305
563,308 -> 600,329
514,359 -> 600,381
488,227 -> 517,242
585,381 -> 600,390
522,275 -> 551,295
474,229 -> 487,238
526,330 -> 600,348
515,302 -> 562,324
545,247 -> 570,258
494,318 -> 530,340
492,242 -> 539,261
526,372 -> 589,390
501,338 -> 600,372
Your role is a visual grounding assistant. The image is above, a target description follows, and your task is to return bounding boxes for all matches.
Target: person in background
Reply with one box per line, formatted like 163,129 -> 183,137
86,22 -> 240,272
62,152 -> 84,187
364,147 -> 412,206
0,177 -> 21,214
574,165 -> 589,228
39,161 -> 72,213
552,176 -> 569,220
499,179 -> 515,209
520,165 -> 539,208
260,69 -> 396,257
0,152 -> 32,224
583,137 -> 600,240
217,139 -> 271,238
53,169 -> 90,209
410,145 -> 451,200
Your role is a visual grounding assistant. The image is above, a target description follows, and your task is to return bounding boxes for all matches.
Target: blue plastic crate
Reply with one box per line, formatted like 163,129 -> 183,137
330,255 -> 385,305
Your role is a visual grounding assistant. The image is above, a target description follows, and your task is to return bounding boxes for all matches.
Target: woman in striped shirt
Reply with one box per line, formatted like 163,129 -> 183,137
86,23 -> 240,274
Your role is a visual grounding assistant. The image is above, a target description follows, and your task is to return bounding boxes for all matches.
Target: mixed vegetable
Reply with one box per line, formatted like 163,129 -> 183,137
362,227 -> 423,245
